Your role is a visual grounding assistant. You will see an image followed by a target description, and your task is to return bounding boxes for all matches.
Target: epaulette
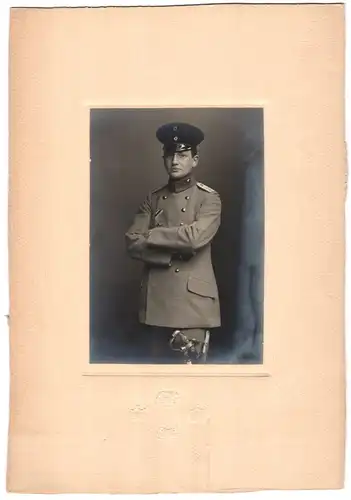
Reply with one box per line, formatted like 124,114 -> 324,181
196,182 -> 216,193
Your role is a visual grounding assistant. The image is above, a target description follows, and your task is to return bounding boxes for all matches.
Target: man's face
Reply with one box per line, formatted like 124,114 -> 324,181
163,149 -> 199,179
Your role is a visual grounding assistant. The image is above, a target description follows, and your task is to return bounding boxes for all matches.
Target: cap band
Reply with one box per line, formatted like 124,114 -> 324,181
163,143 -> 192,153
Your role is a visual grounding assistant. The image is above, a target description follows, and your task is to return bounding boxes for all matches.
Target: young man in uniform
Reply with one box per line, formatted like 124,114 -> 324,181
125,122 -> 221,363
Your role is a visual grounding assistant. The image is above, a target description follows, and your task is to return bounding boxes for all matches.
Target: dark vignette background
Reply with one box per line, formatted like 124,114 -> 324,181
90,108 -> 264,364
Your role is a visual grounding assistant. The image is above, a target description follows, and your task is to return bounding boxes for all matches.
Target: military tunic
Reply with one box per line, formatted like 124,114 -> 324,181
125,174 -> 222,329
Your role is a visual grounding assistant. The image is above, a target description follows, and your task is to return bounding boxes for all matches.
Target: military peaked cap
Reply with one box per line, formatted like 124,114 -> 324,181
156,122 -> 204,152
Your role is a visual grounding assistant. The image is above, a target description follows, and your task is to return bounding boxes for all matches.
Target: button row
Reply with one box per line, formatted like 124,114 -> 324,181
162,195 -> 190,200
158,222 -> 184,227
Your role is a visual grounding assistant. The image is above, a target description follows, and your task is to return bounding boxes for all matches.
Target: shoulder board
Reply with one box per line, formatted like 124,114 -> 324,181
196,182 -> 216,194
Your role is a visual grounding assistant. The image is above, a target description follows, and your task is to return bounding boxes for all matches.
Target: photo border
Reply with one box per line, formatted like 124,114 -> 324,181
84,102 -> 269,378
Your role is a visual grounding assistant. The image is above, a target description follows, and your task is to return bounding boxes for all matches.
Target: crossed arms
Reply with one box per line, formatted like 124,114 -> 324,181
125,191 -> 221,267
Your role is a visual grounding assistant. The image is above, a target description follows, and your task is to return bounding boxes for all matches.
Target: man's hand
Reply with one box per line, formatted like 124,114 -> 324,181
171,251 -> 195,262
144,191 -> 221,253
145,229 -> 195,261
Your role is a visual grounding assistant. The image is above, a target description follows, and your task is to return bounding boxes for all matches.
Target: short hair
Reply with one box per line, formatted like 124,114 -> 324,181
191,146 -> 199,157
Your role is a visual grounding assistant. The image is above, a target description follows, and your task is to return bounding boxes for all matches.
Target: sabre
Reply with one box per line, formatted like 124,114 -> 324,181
169,330 -> 210,364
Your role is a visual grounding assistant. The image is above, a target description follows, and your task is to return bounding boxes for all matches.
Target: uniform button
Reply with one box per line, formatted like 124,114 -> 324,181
162,195 -> 167,200
181,208 -> 186,212
175,268 -> 180,273
185,196 -> 190,200
180,222 -> 184,226
186,178 -> 190,183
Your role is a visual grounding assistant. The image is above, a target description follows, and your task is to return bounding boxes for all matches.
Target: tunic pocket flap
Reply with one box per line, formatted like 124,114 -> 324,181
187,276 -> 217,299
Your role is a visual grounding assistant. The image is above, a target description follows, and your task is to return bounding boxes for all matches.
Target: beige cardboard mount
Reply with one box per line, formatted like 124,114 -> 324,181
7,4 -> 346,494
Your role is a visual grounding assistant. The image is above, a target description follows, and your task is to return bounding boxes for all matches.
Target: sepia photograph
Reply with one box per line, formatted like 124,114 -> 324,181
90,107 -> 264,365
5,2 -> 347,494
4,2 -> 348,495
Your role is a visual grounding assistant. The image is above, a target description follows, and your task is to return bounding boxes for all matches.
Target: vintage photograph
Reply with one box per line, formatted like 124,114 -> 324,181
90,107 -> 264,365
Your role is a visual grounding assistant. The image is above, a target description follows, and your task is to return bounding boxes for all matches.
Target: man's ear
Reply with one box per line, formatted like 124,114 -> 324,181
192,154 -> 199,167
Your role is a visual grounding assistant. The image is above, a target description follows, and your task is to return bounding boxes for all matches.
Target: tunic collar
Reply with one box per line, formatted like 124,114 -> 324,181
168,172 -> 196,193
